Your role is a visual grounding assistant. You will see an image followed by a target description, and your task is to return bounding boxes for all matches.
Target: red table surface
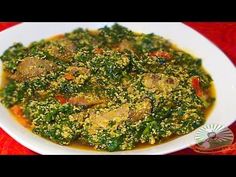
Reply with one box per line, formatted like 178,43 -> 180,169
0,22 -> 235,155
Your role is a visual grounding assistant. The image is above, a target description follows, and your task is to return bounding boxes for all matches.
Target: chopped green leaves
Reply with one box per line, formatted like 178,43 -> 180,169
0,24 -> 215,151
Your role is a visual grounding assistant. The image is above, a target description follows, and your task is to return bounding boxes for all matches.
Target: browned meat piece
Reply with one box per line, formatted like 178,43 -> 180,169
142,73 -> 179,93
48,36 -> 76,51
46,45 -> 74,62
129,98 -> 152,121
56,38 -> 76,52
44,38 -> 76,62
87,104 -> 130,134
10,57 -> 56,81
98,104 -> 129,121
68,93 -> 106,107
142,73 -> 161,91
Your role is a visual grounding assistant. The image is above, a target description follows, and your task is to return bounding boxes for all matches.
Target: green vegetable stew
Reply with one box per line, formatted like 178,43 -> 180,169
0,24 -> 215,151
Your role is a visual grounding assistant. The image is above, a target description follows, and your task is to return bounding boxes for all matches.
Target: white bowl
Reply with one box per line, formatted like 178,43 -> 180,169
0,22 -> 236,155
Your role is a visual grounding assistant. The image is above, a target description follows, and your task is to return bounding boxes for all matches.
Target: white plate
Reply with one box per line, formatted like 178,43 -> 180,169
0,22 -> 236,155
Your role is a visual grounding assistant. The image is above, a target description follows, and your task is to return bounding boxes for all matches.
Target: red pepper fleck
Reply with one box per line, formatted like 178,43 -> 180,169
55,94 -> 68,104
192,77 -> 203,97
94,48 -> 104,55
64,73 -> 75,80
149,51 -> 172,59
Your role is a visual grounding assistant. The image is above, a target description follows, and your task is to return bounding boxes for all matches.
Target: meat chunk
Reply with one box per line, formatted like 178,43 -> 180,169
142,73 -> 161,91
56,38 -> 76,52
68,93 -> 106,107
99,104 -> 129,121
11,57 -> 56,81
129,99 -> 152,121
46,45 -> 74,62
142,73 -> 179,93
44,39 -> 76,62
87,104 -> 130,134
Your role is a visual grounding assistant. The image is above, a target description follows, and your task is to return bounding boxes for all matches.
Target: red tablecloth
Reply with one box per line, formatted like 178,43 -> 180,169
0,22 -> 235,155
